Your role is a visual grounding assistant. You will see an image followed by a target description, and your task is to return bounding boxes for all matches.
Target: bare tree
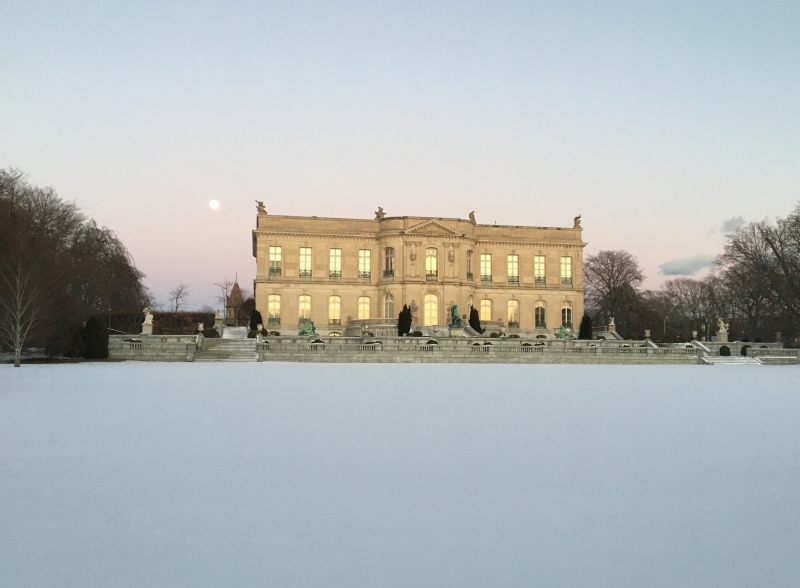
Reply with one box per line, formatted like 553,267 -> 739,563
168,283 -> 190,312
213,278 -> 233,317
0,261 -> 43,367
584,250 -> 645,336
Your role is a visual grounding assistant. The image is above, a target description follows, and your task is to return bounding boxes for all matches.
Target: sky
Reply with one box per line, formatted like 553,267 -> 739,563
2,1 -> 799,309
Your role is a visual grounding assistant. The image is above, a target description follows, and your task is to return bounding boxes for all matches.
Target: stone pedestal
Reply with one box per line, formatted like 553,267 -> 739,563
141,323 -> 153,335
214,315 -> 223,327
716,329 -> 728,343
450,327 -> 464,337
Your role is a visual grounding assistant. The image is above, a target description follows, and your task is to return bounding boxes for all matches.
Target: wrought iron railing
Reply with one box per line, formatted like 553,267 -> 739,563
466,272 -> 474,281
329,271 -> 342,280
508,321 -> 520,329
535,277 -> 546,286
508,276 -> 519,285
267,316 -> 281,325
299,270 -> 312,279
359,271 -> 371,279
561,277 -> 573,286
383,269 -> 394,278
426,271 -> 438,281
269,266 -> 281,276
481,274 -> 492,283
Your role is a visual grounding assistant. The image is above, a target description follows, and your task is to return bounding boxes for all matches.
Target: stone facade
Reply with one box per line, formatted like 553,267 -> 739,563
252,210 -> 586,336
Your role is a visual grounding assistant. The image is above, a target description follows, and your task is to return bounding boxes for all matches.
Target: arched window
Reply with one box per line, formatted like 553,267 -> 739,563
426,248 -> 438,280
424,294 -> 438,326
561,301 -> 572,328
466,251 -> 473,280
507,300 -> 520,328
298,295 -> 311,324
480,299 -> 492,322
535,301 -> 546,328
358,296 -> 370,320
268,294 -> 281,325
384,293 -> 394,319
328,296 -> 341,326
467,295 -> 474,312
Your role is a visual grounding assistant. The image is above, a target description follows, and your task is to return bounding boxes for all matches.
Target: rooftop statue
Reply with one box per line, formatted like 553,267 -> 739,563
469,211 -> 476,223
298,320 -> 318,337
375,207 -> 385,219
256,200 -> 266,214
573,215 -> 582,229
142,307 -> 154,325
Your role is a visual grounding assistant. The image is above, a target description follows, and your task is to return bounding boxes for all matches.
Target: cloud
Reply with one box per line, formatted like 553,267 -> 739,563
720,215 -> 746,234
659,254 -> 715,276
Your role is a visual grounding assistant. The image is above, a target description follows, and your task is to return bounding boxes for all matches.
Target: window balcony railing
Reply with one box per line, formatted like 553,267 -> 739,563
508,276 -> 519,285
561,277 -> 573,286
298,317 -> 311,326
383,269 -> 394,278
359,271 -> 371,279
481,274 -> 492,283
535,321 -> 546,329
329,271 -> 342,281
426,271 -> 438,281
299,270 -> 312,279
466,271 -> 474,281
267,316 -> 281,326
535,276 -> 546,287
561,321 -> 573,329
269,266 -> 281,277
328,319 -> 341,326
508,321 -> 520,329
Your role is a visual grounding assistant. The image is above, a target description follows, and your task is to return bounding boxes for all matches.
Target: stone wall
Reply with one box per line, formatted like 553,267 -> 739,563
108,335 -> 200,361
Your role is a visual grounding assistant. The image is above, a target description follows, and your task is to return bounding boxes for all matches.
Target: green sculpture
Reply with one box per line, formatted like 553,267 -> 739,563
557,325 -> 567,339
298,320 -> 318,337
449,304 -> 462,328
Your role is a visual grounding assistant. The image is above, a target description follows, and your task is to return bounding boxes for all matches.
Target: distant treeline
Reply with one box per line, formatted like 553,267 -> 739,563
0,168 -> 149,364
584,202 -> 800,345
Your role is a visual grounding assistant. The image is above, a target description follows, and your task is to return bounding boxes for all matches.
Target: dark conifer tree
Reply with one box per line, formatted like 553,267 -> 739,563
469,306 -> 483,333
249,309 -> 263,331
81,315 -> 109,359
578,314 -> 593,339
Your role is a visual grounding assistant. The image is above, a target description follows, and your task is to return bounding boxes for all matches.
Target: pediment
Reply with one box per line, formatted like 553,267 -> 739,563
406,220 -> 460,236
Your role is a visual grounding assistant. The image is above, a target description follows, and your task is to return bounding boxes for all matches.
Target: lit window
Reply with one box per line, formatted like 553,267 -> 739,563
507,254 -> 519,283
426,248 -> 437,280
424,294 -> 438,326
480,299 -> 492,322
299,247 -> 312,278
384,247 -> 394,277
535,301 -> 546,328
268,294 -> 281,325
269,246 -> 282,276
561,257 -> 572,285
507,300 -> 520,327
329,248 -> 342,279
298,295 -> 311,324
534,256 -> 546,285
480,254 -> 492,282
561,301 -> 573,327
358,296 -> 370,320
384,293 -> 394,319
359,250 -> 371,279
328,296 -> 341,326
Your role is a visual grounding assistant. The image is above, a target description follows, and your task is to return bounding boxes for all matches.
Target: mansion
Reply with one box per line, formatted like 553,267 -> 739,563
252,206 -> 585,336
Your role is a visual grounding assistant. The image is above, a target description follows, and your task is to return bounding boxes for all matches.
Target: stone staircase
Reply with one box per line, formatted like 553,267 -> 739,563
195,338 -> 258,362
701,356 -> 763,366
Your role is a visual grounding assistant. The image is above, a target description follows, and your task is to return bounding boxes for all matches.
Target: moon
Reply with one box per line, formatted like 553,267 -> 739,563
209,200 -> 220,210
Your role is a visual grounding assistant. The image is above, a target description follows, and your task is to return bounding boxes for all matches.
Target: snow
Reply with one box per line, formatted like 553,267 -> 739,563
2,363 -> 800,587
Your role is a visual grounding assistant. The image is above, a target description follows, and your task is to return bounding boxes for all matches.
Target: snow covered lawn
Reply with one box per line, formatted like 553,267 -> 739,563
2,363 -> 800,587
